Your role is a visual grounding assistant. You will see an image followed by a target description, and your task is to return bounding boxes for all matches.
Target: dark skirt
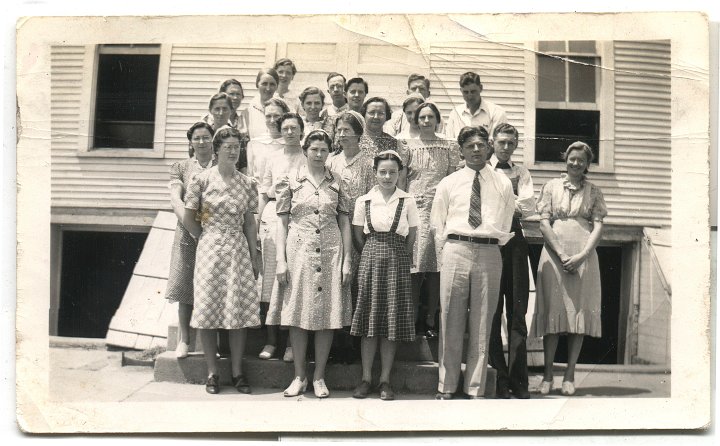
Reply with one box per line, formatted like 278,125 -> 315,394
350,231 -> 415,342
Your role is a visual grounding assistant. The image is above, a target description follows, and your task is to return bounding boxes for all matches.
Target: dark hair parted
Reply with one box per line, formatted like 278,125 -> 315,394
459,71 -> 482,87
256,68 -> 280,87
412,102 -> 441,127
276,112 -> 305,134
457,126 -> 489,148
212,126 -> 242,155
493,122 -> 519,140
208,92 -> 234,112
299,86 -> 326,106
327,72 -> 346,85
263,97 -> 291,114
219,78 -> 244,97
186,121 -> 215,157
273,58 -> 297,76
373,152 -> 404,171
345,77 -> 369,94
563,141 -> 594,173
302,130 -> 333,152
407,73 -> 430,90
361,97 -> 392,123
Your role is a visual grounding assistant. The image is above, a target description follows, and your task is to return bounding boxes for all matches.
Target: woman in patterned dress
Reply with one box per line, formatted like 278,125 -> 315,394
182,126 -> 262,395
403,102 -> 461,338
256,110 -> 303,362
359,97 -> 408,190
273,129 -> 353,398
299,86 -> 326,136
530,142 -> 607,397
165,122 -> 216,359
350,150 -> 419,401
247,68 -> 280,140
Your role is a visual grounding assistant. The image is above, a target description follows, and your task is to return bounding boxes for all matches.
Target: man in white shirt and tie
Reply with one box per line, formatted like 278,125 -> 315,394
444,72 -> 508,142
430,126 -> 515,399
486,123 -> 536,400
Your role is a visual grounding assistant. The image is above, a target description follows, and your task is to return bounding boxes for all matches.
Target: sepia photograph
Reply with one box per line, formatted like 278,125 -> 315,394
12,7 -> 713,435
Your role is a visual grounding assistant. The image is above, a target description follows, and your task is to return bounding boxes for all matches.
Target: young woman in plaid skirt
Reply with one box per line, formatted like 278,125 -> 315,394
350,150 -> 419,401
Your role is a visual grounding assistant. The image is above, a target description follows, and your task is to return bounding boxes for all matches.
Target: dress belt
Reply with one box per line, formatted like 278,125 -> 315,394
266,197 -> 276,201
447,234 -> 498,245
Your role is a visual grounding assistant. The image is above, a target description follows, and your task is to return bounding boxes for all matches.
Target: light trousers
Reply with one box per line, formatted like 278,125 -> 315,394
438,240 -> 502,397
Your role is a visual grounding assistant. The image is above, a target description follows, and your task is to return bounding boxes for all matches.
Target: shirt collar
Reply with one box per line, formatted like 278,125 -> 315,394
462,163 -> 491,181
461,99 -> 487,117
560,173 -> 586,191
489,154 -> 513,168
343,150 -> 368,167
367,185 -> 410,203
296,165 -> 335,183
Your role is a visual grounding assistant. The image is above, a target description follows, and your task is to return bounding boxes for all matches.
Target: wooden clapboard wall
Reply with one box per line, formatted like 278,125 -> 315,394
106,211 -> 178,349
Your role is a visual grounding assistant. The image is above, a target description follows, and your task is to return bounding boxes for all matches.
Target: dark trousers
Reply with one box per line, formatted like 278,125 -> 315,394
488,231 -> 530,391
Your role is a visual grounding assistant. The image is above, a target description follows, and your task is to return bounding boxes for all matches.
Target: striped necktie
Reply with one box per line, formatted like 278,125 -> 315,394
468,170 -> 482,228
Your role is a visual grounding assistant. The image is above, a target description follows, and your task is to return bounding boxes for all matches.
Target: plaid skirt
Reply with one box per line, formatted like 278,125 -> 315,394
350,231 -> 415,342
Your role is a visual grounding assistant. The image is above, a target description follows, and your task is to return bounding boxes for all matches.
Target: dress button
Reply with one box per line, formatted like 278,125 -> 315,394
315,229 -> 320,234
314,191 -> 319,196
315,248 -> 321,253
316,267 -> 321,272
314,210 -> 319,214
318,287 -> 322,292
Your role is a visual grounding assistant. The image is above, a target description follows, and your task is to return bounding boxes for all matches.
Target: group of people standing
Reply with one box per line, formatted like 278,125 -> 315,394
164,58 -> 608,401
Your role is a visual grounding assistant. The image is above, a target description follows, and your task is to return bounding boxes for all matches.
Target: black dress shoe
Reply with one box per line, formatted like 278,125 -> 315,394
511,387 -> 531,399
496,384 -> 511,399
435,392 -> 454,400
232,375 -> 251,394
205,374 -> 220,394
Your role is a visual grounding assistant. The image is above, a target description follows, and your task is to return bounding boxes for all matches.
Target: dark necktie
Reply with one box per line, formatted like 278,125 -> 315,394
495,162 -> 511,169
468,170 -> 482,228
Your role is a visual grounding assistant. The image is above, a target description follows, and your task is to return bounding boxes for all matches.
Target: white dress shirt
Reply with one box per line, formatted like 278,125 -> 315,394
444,99 -> 508,141
430,164 -> 515,246
353,186 -> 420,238
247,135 -> 284,184
488,154 -> 536,219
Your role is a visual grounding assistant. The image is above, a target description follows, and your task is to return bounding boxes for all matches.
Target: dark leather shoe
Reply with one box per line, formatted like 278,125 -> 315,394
232,375 -> 251,394
353,380 -> 372,399
511,387 -> 531,399
378,382 -> 395,401
435,392 -> 454,400
496,383 -> 511,399
205,374 -> 220,394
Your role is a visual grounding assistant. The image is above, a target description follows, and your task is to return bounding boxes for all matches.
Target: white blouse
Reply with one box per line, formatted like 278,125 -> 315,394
352,186 -> 420,237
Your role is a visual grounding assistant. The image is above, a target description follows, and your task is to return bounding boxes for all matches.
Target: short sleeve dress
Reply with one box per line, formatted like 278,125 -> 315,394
164,157 -> 216,305
403,135 -> 461,273
529,175 -> 608,338
266,167 -> 352,331
184,167 -> 261,329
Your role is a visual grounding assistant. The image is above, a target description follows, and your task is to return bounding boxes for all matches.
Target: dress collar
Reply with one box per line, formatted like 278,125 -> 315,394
561,173 -> 586,191
367,185 -> 410,203
296,165 -> 335,184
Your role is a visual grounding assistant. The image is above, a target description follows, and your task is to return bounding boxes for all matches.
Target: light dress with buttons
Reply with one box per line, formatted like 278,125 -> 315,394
184,167 -> 261,329
266,166 -> 352,330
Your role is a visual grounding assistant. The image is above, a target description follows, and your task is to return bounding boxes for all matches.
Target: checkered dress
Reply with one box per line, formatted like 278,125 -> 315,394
350,198 -> 415,342
184,168 -> 261,329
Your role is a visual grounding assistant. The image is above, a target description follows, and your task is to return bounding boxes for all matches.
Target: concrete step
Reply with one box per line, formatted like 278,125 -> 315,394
154,352 -> 497,398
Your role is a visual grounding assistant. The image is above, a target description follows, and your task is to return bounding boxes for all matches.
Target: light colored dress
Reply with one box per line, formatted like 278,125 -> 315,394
257,148 -> 306,303
184,167 -> 260,329
267,166 -> 352,330
165,157 -> 216,305
403,135 -> 461,272
530,175 -> 608,338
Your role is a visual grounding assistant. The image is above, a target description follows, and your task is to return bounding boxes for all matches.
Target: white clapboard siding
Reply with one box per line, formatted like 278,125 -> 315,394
51,44 -> 270,212
164,44 -> 267,161
611,40 -> 671,227
429,40 -> 527,157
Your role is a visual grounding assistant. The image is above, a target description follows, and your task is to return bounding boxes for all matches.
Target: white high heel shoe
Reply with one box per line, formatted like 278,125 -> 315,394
539,380 -> 554,395
561,381 -> 576,396
313,379 -> 330,398
283,376 -> 307,397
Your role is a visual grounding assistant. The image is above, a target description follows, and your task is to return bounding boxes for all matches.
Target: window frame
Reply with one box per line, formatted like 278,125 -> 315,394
77,44 -> 171,158
524,40 -> 615,172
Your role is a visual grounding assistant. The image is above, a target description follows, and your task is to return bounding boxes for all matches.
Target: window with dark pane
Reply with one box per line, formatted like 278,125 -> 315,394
535,109 -> 600,163
93,46 -> 160,149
